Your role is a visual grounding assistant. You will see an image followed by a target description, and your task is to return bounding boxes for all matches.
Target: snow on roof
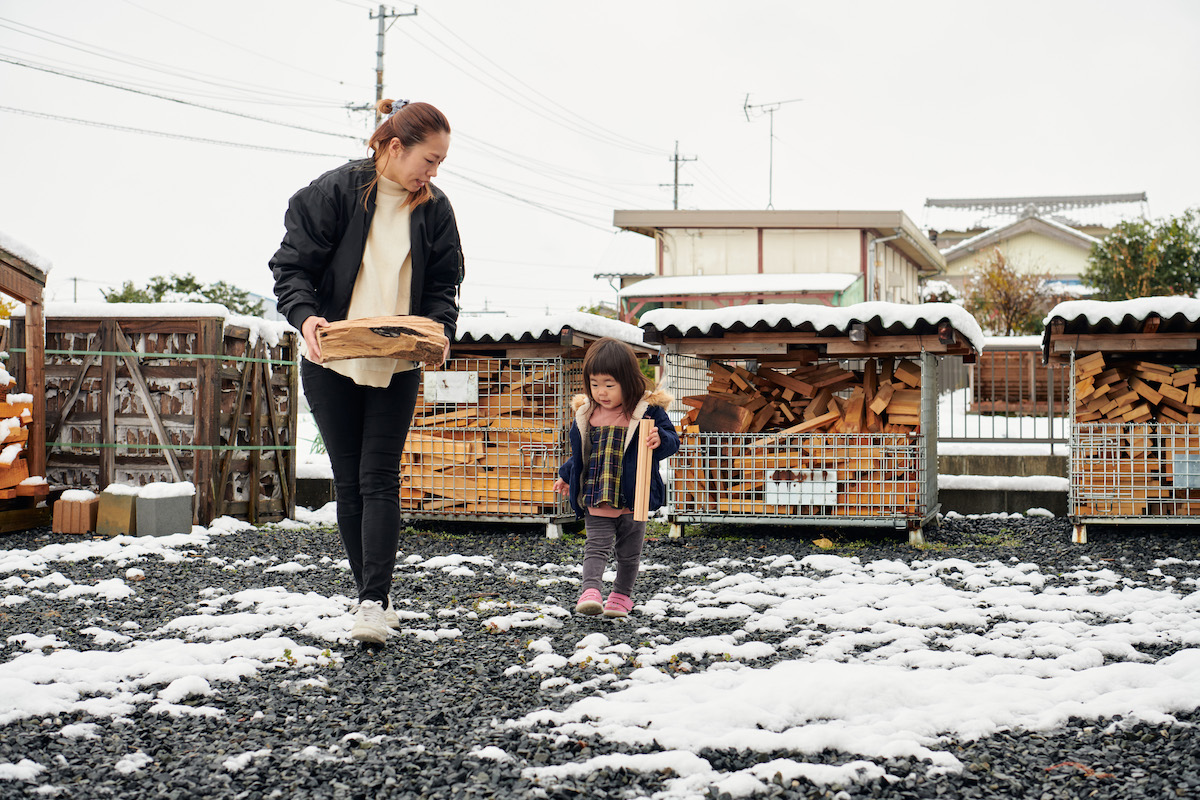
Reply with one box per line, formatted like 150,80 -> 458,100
25,302 -> 293,348
0,229 -> 52,275
1041,297 -> 1200,357
456,311 -> 645,348
942,216 -> 1101,259
1043,297 -> 1200,330
923,196 -> 1147,234
640,301 -> 985,353
617,272 -> 859,298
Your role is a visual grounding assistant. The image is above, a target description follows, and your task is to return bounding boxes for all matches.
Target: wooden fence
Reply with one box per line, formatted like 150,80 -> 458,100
10,313 -> 297,525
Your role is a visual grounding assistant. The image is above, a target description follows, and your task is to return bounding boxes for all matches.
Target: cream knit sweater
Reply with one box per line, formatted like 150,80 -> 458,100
327,174 -> 417,387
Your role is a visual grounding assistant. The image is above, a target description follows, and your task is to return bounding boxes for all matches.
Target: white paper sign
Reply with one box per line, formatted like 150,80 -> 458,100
424,371 -> 478,404
764,470 -> 838,506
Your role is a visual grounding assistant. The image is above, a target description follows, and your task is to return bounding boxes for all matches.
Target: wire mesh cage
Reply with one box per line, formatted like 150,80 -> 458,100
1071,422 -> 1200,519
399,354 -> 582,522
662,349 -> 937,530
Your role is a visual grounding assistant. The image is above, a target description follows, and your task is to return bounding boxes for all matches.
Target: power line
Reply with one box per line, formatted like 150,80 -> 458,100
0,105 -> 353,158
0,55 -> 364,141
417,9 -> 666,157
660,141 -> 696,210
0,17 -> 364,106
393,21 -> 665,157
440,167 -> 614,233
117,0 -> 356,88
0,45 -> 352,109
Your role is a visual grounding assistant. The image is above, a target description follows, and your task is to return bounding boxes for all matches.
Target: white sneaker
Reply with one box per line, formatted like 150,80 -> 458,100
351,600 -> 388,645
384,597 -> 400,630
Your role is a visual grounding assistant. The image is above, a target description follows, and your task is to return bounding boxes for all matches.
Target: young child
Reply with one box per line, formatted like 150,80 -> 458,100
553,338 -> 679,618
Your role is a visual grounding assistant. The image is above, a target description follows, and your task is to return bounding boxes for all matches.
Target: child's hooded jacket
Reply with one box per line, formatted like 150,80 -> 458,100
558,388 -> 680,518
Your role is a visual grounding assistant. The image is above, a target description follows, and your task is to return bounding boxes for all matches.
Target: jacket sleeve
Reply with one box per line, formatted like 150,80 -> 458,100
269,180 -> 344,332
419,198 -> 465,341
650,406 -> 680,460
559,423 -> 584,517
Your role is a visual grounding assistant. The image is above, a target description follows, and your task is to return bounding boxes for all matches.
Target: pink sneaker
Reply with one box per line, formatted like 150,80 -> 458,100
575,588 -> 603,615
603,592 -> 633,618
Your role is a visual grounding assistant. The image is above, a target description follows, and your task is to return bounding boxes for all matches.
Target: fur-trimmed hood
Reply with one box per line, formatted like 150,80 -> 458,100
569,387 -> 672,415
570,388 -> 674,454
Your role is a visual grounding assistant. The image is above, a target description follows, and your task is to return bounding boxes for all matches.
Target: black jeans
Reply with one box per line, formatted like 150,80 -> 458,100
302,359 -> 420,604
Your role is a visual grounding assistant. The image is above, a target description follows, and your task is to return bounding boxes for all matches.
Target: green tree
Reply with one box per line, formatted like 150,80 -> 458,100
100,281 -> 154,303
577,301 -> 617,319
962,248 -> 1050,336
1082,209 -> 1200,300
102,272 -> 264,316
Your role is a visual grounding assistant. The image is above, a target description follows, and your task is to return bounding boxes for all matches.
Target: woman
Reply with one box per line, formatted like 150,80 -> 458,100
270,99 -> 464,646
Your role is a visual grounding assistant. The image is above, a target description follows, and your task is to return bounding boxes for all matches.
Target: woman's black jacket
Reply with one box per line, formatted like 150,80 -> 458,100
269,158 -> 465,340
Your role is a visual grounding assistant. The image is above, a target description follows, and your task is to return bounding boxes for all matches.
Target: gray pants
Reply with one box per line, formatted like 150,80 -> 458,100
581,512 -> 646,597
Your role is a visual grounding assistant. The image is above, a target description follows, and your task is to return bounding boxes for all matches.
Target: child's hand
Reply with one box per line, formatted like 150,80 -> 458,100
552,477 -> 568,496
647,426 -> 662,450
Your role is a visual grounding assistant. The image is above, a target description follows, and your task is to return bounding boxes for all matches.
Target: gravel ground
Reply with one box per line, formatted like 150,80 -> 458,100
1,515 -> 1199,800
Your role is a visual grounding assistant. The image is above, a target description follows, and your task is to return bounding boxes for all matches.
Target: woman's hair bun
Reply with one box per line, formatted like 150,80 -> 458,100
375,98 -> 411,118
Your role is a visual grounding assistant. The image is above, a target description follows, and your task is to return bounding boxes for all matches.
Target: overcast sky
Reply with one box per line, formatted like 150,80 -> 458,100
1,0 -> 1197,317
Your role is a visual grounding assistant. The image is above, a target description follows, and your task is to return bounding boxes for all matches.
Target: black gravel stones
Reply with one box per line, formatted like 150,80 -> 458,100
0,515 -> 1197,799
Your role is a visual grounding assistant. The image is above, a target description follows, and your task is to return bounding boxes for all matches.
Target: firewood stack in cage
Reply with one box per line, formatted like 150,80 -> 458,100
0,363 -> 48,504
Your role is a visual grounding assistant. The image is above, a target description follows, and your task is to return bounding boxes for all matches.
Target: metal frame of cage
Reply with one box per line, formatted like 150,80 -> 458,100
1068,351 -> 1200,543
662,346 -> 939,544
399,353 -> 582,537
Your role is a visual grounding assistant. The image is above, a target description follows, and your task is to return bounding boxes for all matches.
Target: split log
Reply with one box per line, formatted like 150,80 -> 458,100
317,315 -> 448,363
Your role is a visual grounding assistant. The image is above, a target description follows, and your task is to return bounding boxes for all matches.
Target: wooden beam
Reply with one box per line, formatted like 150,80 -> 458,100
111,324 -> 185,482
632,418 -> 653,521
1052,335 -> 1198,353
100,321 -> 116,488
665,341 -> 788,356
48,339 -> 103,446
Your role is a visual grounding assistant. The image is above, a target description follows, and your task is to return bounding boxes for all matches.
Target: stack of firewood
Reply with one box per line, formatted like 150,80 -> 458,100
1072,352 -> 1200,518
673,357 -> 924,518
400,356 -> 561,515
0,368 -> 47,503
678,357 -> 924,435
1073,352 -> 1200,424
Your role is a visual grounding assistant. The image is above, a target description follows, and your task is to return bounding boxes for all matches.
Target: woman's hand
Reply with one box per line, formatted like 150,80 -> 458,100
438,339 -> 450,366
552,477 -> 568,497
646,426 -> 662,450
302,315 -> 330,363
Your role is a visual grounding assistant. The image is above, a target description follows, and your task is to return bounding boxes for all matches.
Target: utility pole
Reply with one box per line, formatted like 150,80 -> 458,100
659,141 -> 696,210
348,5 -> 418,128
743,95 -> 802,209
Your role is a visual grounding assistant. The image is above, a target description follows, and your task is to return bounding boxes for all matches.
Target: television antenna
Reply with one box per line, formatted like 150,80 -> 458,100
743,95 -> 802,209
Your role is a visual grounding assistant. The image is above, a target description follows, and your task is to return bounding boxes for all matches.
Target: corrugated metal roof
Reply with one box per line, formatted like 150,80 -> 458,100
641,301 -> 983,354
1040,298 -> 1200,360
455,312 -> 646,348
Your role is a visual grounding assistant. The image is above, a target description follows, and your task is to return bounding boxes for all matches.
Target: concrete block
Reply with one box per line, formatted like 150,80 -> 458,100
135,494 -> 194,537
939,488 -> 1068,517
296,477 -> 334,509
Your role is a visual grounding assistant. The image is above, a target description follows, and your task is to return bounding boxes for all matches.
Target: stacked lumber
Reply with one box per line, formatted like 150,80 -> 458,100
1073,352 -> 1200,424
673,356 -> 925,519
399,356 -> 562,515
1072,352 -> 1200,518
677,356 -> 924,435
0,367 -> 48,505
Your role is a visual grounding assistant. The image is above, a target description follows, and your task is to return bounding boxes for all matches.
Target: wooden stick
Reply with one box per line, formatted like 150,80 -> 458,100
633,418 -> 654,521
